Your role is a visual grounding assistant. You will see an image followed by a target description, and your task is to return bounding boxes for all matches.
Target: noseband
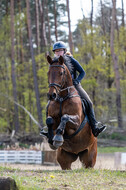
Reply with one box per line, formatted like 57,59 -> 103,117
49,64 -> 66,93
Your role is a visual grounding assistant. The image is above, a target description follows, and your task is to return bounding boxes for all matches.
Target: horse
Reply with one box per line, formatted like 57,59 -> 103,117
46,55 -> 97,170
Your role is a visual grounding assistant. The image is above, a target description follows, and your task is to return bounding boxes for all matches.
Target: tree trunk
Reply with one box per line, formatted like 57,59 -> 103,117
26,0 -> 43,128
121,0 -> 125,27
90,0 -> 93,27
90,0 -> 96,108
110,0 -> 123,128
90,0 -> 94,58
45,0 -> 51,48
38,0 -> 47,52
100,0 -> 105,35
54,0 -> 58,41
66,0 -> 73,54
10,0 -> 20,133
115,7 -> 119,41
80,1 -> 85,19
121,0 -> 126,69
35,0 -> 40,54
17,0 -> 24,63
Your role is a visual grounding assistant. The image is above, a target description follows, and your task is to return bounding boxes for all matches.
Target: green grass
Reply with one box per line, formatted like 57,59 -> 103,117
99,132 -> 126,141
0,166 -> 126,190
98,146 -> 126,153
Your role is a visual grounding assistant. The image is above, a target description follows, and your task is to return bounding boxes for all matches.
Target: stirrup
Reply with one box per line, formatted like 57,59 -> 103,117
93,123 -> 106,137
40,126 -> 48,138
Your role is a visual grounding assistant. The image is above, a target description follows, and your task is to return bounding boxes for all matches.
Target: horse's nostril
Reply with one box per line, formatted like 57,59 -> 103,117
47,93 -> 56,100
52,93 -> 56,99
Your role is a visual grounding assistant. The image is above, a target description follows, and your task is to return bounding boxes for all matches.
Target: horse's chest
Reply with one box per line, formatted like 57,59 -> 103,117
48,101 -> 60,117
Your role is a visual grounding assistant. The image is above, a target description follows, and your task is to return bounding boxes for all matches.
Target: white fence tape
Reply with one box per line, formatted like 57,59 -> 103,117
114,152 -> 126,168
0,150 -> 42,164
121,153 -> 126,165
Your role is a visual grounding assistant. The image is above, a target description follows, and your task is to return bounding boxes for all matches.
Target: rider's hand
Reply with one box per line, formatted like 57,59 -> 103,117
73,79 -> 79,86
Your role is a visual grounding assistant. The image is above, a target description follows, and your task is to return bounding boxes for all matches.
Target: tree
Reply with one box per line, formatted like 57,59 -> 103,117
10,0 -> 20,133
35,0 -> 40,54
45,0 -> 51,49
110,0 -> 123,128
26,0 -> 43,128
100,0 -> 105,35
38,0 -> 47,52
53,0 -> 58,41
66,0 -> 73,54
90,0 -> 93,27
121,0 -> 125,27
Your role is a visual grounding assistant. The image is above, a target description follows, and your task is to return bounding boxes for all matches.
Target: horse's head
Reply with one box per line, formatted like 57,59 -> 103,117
47,55 -> 71,100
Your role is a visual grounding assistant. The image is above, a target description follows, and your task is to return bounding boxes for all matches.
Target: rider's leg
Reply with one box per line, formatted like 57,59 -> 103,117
75,83 -> 106,137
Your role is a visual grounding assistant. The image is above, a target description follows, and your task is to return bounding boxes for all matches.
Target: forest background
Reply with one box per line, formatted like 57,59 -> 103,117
0,0 -> 126,136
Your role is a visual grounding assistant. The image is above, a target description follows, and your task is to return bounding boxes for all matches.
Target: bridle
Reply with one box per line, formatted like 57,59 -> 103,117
48,63 -> 79,117
49,64 -> 66,94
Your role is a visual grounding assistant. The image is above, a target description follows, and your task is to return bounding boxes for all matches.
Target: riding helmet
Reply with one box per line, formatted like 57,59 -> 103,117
52,41 -> 67,52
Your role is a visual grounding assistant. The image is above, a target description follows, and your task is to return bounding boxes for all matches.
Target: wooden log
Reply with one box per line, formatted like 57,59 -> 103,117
42,151 -> 58,165
0,177 -> 18,190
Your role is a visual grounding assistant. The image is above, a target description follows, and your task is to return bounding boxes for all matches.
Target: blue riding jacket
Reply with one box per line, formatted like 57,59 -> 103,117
64,55 -> 85,83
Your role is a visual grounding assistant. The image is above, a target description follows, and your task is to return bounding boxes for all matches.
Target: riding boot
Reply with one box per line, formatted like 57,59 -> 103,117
87,108 -> 106,137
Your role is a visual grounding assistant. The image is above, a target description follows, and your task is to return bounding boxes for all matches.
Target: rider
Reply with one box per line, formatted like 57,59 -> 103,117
42,41 -> 106,137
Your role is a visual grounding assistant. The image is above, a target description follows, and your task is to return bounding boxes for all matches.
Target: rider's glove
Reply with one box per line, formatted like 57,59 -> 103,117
73,79 -> 79,86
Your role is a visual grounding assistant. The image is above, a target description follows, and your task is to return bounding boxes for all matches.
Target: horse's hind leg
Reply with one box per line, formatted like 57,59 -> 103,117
79,141 -> 97,168
57,148 -> 78,170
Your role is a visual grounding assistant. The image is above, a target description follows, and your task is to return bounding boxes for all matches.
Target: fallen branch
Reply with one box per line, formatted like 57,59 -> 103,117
0,92 -> 42,130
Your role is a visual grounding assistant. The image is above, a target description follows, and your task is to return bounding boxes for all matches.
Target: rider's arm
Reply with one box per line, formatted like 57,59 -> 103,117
70,57 -> 85,83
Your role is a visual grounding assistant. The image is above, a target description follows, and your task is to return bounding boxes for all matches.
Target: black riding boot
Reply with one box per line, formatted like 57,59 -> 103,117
87,108 -> 106,137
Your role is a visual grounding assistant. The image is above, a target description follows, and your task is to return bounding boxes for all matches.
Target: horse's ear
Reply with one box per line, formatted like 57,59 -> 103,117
47,55 -> 52,65
58,56 -> 64,65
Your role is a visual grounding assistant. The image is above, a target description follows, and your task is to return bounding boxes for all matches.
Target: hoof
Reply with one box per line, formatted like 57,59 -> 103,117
53,134 -> 64,143
53,134 -> 64,148
53,141 -> 63,149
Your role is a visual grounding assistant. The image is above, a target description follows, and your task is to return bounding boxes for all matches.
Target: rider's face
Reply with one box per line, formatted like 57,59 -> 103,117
54,49 -> 64,56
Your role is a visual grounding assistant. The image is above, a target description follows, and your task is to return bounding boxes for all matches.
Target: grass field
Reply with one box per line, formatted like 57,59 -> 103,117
98,146 -> 126,153
0,147 -> 126,190
0,166 -> 126,190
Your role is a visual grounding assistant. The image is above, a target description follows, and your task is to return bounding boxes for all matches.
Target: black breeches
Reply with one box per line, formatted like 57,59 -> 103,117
75,83 -> 97,127
75,83 -> 93,109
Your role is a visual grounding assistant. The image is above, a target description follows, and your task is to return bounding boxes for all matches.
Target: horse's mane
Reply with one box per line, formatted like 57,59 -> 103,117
52,55 -> 73,75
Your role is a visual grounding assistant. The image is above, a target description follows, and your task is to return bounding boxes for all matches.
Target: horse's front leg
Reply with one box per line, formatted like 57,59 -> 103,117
46,116 -> 54,145
53,114 -> 79,148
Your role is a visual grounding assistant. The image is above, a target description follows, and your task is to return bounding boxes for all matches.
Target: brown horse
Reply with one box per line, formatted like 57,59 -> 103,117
46,55 -> 97,170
